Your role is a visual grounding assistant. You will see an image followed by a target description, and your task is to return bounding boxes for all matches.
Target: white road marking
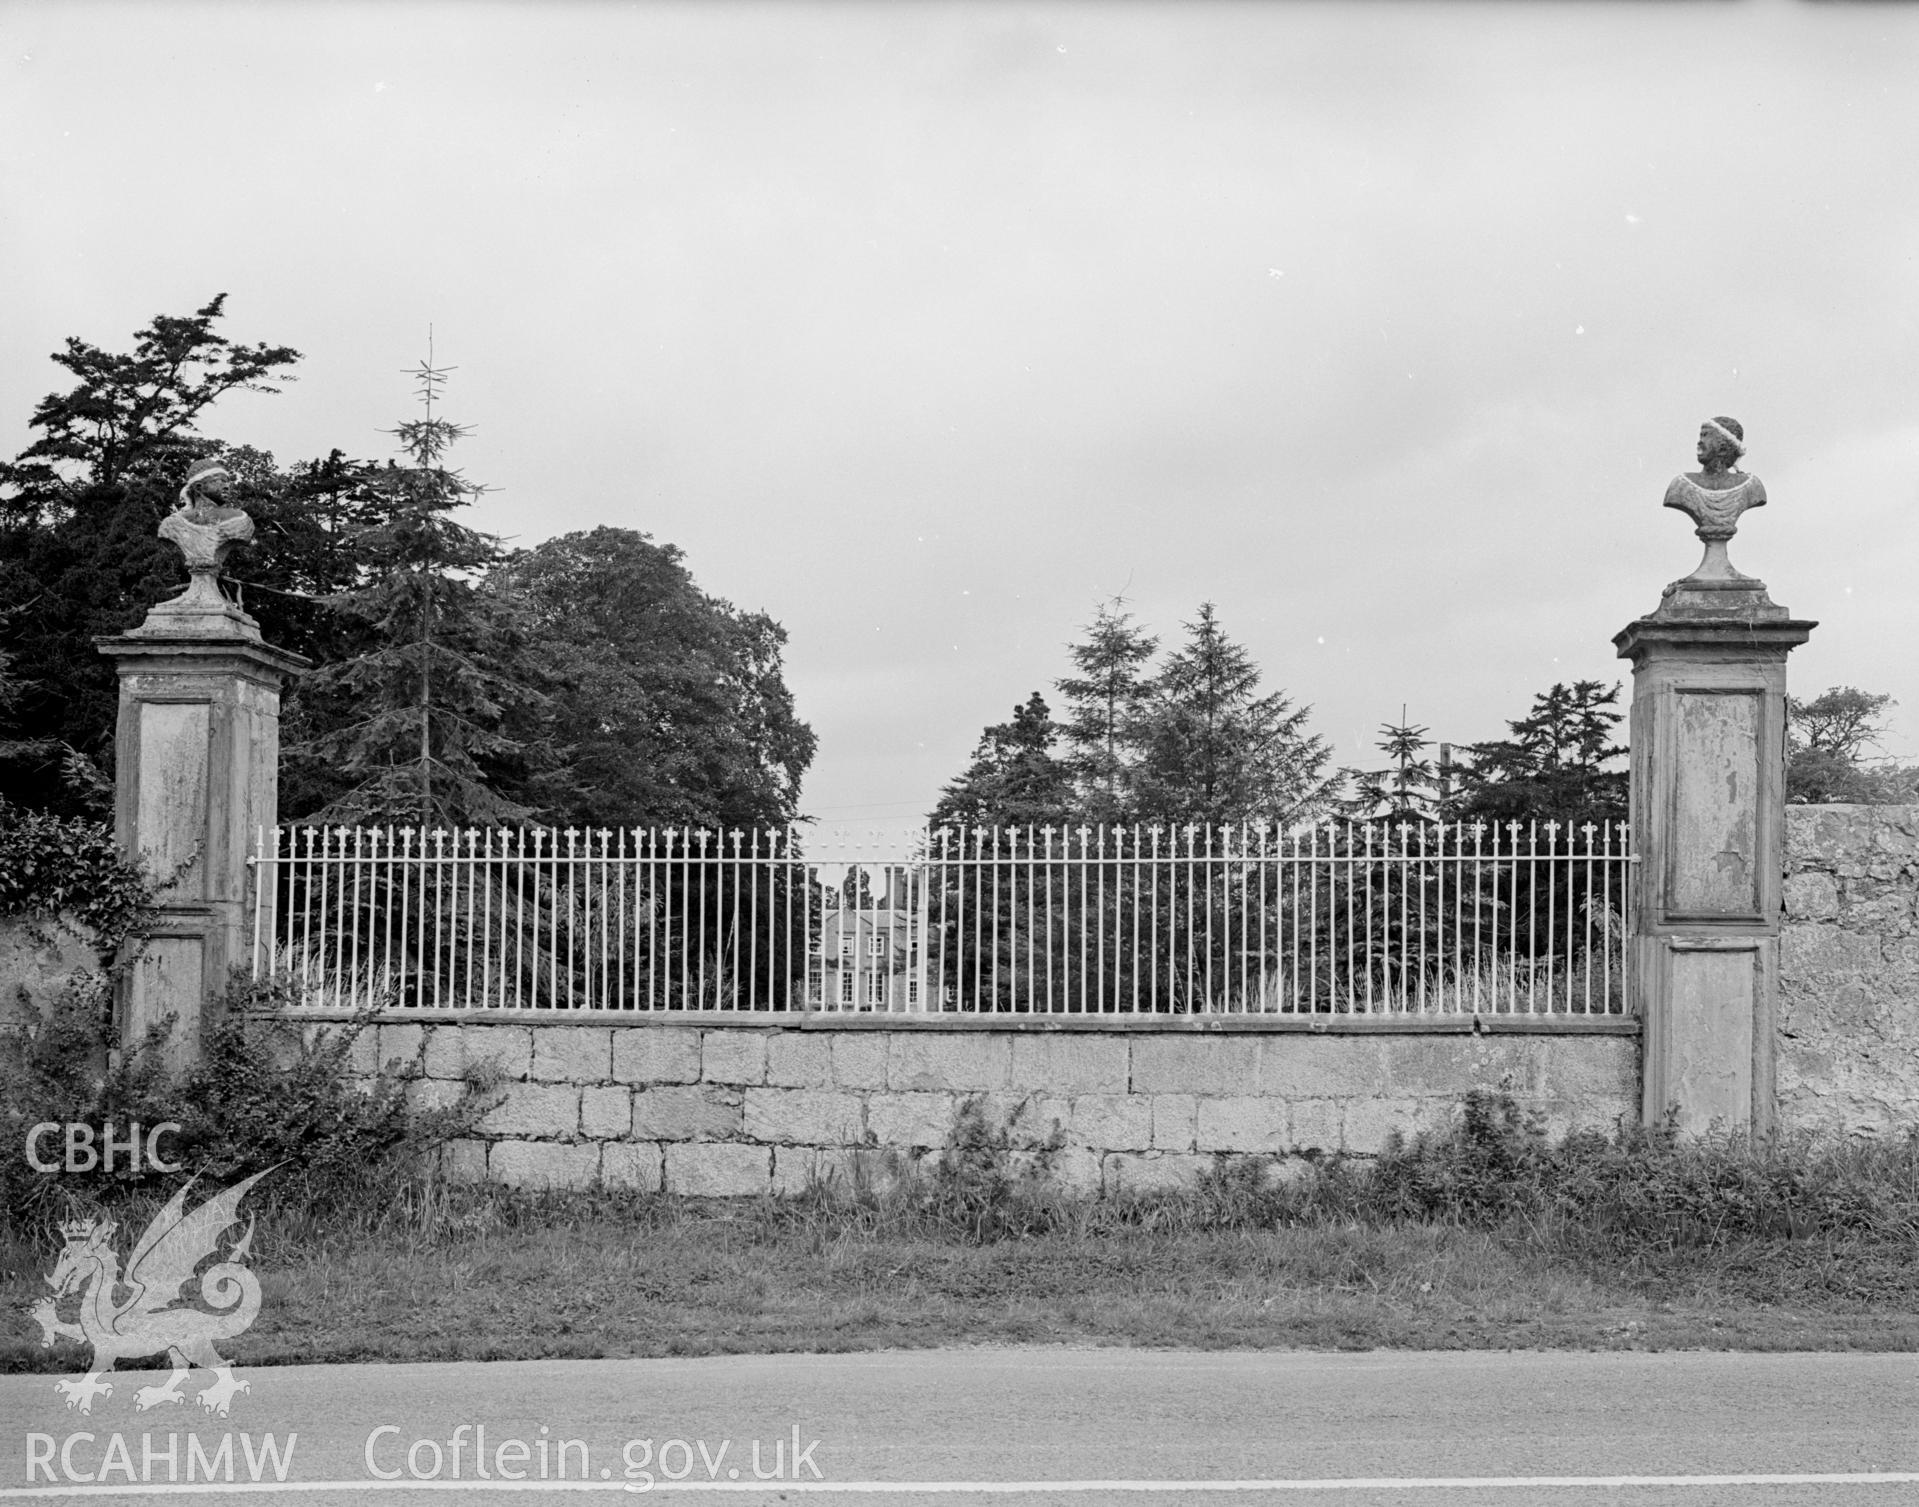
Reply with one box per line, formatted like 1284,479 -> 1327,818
8,1473 -> 1919,1496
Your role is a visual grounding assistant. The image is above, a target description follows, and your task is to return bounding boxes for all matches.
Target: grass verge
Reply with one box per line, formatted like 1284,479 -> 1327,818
7,1093 -> 1919,1367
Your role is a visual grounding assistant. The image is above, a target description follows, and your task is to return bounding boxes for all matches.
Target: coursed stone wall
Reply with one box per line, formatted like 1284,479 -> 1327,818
0,913 -> 99,1031
1779,805 -> 1919,1135
309,1014 -> 1639,1196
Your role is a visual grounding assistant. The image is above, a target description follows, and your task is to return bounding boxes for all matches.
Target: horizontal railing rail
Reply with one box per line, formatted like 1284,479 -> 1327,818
249,820 -> 1635,1016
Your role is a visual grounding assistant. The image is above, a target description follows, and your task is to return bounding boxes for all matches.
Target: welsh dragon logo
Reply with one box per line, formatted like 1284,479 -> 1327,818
29,1169 -> 270,1417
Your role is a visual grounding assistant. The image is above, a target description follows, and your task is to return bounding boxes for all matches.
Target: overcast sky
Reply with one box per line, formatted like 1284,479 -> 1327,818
5,1 -> 1917,838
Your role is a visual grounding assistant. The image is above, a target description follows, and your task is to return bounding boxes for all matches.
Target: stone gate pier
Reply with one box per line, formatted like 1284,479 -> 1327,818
96,460 -> 304,1064
1615,418 -> 1814,1135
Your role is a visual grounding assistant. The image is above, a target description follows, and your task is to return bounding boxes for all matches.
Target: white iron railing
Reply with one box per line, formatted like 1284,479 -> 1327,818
249,820 -> 1635,1016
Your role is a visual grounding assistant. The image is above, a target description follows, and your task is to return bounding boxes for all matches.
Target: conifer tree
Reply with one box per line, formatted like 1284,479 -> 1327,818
1054,599 -> 1157,823
1130,603 -> 1336,828
1350,709 -> 1442,822
1449,680 -> 1626,829
929,692 -> 1074,830
296,346 -> 540,826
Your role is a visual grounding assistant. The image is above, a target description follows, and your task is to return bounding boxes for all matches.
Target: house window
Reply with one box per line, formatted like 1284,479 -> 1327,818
865,972 -> 884,1003
906,975 -> 919,1005
838,933 -> 854,959
868,933 -> 887,957
839,970 -> 855,1004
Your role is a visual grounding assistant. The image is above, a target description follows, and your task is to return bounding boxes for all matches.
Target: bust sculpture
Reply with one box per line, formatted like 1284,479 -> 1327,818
1662,417 -> 1765,585
157,458 -> 255,612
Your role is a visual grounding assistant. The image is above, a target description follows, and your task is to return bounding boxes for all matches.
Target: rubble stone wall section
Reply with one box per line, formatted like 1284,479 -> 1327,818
0,914 -> 98,1031
1780,805 -> 1919,1135
335,1018 -> 1638,1196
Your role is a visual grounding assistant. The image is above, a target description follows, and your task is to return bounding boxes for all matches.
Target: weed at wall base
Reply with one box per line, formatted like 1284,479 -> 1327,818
1,968 -> 502,1244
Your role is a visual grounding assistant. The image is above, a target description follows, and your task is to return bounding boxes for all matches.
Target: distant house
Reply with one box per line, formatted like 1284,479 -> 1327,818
809,870 -> 941,1011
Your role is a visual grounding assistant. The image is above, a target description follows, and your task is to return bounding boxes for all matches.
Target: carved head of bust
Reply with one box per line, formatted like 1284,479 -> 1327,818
1692,416 -> 1745,482
177,458 -> 240,517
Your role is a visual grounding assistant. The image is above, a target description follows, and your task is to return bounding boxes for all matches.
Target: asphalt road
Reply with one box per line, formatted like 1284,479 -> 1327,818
5,1349 -> 1919,1505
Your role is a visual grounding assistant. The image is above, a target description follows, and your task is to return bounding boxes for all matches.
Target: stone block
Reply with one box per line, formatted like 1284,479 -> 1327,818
1129,1036 -> 1244,1096
1535,1039 -> 1636,1105
1067,1093 -> 1153,1152
1849,897 -> 1915,939
888,1033 -> 1010,1091
1529,1100 -> 1586,1144
377,1022 -> 426,1069
766,1032 -> 834,1088
1341,1098 -> 1422,1155
831,1032 -> 889,1089
480,1083 -> 580,1140
405,1078 -> 468,1113
866,1091 -> 959,1148
770,1144 -> 820,1195
744,1088 -> 864,1145
1260,1038 -> 1394,1098
531,1027 -> 613,1083
1781,924 -> 1884,978
796,1146 -> 902,1197
426,1024 -> 533,1082
1195,1095 -> 1289,1153
0,913 -> 97,1029
420,1025 -> 464,1079
1786,807 -> 1860,868
602,1141 -> 664,1192
1784,872 -> 1842,922
1384,1037 -> 1533,1097
702,1030 -> 768,1085
1289,1098 -> 1341,1153
1104,1151 -> 1208,1196
1010,1034 -> 1129,1094
581,1085 -> 633,1138
490,1139 -> 600,1191
1003,1094 -> 1070,1148
1151,1094 -> 1197,1152
346,1024 -> 380,1077
613,1026 -> 702,1085
441,1138 -> 488,1183
954,1092 -> 1066,1147
631,1084 -> 743,1141
665,1141 -> 771,1196
1046,1145 -> 1102,1195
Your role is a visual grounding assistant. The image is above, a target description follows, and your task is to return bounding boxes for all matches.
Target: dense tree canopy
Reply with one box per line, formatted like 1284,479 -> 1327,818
0,302 -> 816,832
1445,680 -> 1628,831
0,297 -> 300,815
494,526 -> 816,831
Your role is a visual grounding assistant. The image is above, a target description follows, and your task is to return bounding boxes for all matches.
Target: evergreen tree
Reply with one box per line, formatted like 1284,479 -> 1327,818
1054,599 -> 1157,823
1130,604 -> 1336,828
0,297 -> 299,814
294,348 -> 541,826
1349,710 -> 1442,822
1448,680 -> 1627,830
929,692 -> 1074,830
